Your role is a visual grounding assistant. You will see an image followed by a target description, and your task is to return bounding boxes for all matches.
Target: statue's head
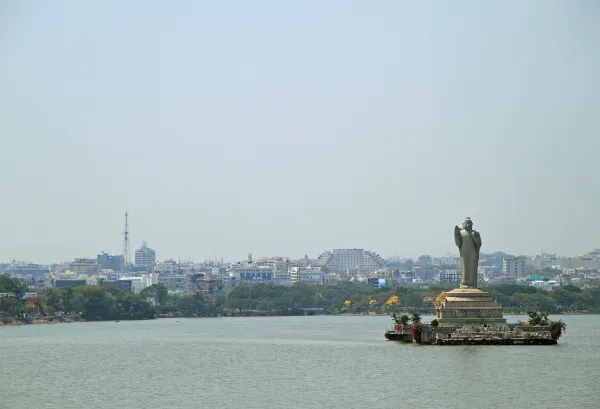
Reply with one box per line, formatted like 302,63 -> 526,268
463,217 -> 473,231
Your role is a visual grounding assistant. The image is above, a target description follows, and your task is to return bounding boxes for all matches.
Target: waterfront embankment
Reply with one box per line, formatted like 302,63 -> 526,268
0,315 -> 85,326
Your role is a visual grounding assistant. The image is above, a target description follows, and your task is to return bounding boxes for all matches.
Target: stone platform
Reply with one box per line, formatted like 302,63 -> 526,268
437,288 -> 506,327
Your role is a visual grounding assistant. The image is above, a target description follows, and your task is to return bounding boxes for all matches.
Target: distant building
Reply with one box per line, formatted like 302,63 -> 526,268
153,261 -> 178,275
0,292 -> 40,302
315,249 -> 386,276
135,241 -> 156,268
530,280 -> 561,291
54,279 -> 87,288
231,265 -> 274,284
410,267 -> 437,282
273,260 -> 289,281
69,258 -> 99,276
527,253 -> 600,270
238,270 -> 273,284
525,254 -> 557,270
556,258 -> 600,270
97,252 -> 124,271
369,269 -> 396,281
114,273 -> 158,294
157,273 -> 188,291
4,263 -> 49,277
240,257 -> 290,284
289,266 -> 324,285
102,279 -> 135,292
503,257 -> 527,279
438,270 -> 484,285
185,272 -> 222,296
298,255 -> 311,267
366,277 -> 387,288
221,274 -> 238,288
480,266 -> 501,281
439,270 -> 461,284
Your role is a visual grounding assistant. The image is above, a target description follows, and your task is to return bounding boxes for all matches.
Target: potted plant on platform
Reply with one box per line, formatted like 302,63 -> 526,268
526,310 -> 567,341
549,319 -> 567,340
410,312 -> 424,343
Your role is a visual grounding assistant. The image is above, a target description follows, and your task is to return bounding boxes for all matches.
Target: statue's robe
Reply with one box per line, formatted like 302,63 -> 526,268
454,228 -> 482,288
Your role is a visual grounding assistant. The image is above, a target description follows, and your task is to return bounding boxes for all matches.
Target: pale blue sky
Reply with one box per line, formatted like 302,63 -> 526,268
1,0 -> 599,263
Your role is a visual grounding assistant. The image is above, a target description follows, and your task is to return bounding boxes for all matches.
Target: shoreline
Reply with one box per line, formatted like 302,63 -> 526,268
2,311 -> 596,327
0,316 -> 85,326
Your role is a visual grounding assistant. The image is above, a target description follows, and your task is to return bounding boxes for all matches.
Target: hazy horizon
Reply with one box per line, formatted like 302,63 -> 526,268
1,1 -> 599,263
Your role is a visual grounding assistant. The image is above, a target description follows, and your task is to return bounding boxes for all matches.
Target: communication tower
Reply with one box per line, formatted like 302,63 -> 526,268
123,212 -> 131,272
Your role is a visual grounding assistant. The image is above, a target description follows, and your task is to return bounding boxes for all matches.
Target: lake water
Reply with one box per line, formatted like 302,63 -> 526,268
1,315 -> 598,408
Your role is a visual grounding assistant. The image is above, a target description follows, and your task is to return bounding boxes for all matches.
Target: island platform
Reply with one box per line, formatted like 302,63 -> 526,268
385,323 -> 562,345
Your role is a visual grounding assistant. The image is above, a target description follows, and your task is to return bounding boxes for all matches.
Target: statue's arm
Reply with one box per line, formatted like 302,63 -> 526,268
472,231 -> 482,250
454,226 -> 462,248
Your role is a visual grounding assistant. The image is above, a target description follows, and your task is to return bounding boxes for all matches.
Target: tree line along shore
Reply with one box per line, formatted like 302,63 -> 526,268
2,274 -> 600,324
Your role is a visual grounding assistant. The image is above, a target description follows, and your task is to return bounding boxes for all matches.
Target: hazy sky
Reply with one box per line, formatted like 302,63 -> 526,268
1,1 -> 599,263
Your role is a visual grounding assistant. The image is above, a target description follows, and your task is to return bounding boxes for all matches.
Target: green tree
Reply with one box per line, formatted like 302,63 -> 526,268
549,319 -> 567,339
41,288 -> 63,312
140,284 -> 169,306
0,275 -> 28,294
399,314 -> 410,327
0,275 -> 28,315
411,312 -> 422,325
62,287 -> 76,313
526,310 -> 549,326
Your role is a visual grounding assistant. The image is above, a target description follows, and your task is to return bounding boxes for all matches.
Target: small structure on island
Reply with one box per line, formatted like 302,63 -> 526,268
384,217 -> 566,345
436,217 -> 507,327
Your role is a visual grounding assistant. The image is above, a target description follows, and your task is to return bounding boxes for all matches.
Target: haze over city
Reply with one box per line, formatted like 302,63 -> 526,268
1,1 -> 599,263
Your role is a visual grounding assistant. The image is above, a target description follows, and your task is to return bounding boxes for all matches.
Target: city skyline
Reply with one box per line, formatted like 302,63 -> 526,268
3,234 -> 597,265
2,233 -> 599,266
1,1 -> 599,262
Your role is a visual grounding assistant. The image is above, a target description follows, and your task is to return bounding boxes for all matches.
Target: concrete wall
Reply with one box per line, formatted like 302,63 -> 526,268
420,326 -> 457,344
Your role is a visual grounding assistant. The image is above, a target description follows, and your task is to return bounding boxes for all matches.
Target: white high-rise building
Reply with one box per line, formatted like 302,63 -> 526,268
289,266 -> 324,285
135,240 -> 156,268
502,257 -> 527,279
315,249 -> 385,276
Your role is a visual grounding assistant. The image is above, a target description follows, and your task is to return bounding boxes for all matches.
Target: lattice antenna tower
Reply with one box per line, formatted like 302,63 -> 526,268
123,212 -> 131,272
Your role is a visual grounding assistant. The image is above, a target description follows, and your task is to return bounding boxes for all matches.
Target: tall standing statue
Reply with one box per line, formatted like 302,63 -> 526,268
454,217 -> 482,288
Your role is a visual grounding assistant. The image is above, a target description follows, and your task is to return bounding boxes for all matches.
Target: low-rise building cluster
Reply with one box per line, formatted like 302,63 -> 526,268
4,247 -> 600,296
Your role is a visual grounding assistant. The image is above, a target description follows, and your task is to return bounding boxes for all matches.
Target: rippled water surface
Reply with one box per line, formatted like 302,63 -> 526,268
1,315 -> 598,408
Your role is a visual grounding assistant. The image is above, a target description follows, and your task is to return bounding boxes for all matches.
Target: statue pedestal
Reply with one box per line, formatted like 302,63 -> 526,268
437,288 -> 506,327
